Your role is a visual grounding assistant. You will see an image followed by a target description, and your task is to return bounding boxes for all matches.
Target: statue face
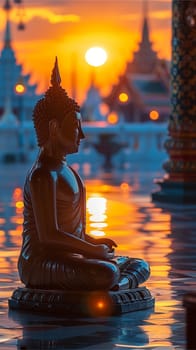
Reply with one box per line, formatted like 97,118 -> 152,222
57,112 -> 85,155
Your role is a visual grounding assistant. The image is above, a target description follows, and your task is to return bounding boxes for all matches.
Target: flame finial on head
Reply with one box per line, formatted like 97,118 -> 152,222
50,56 -> 61,87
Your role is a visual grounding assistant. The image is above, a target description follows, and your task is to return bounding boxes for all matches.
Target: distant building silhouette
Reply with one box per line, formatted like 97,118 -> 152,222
0,0 -> 42,124
104,1 -> 170,123
81,78 -> 106,122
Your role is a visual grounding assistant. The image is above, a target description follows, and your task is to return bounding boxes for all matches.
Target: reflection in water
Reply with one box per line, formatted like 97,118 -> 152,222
9,187 -> 23,249
85,180 -> 178,348
9,307 -> 151,350
87,196 -> 107,237
0,166 -> 194,349
0,186 -> 23,288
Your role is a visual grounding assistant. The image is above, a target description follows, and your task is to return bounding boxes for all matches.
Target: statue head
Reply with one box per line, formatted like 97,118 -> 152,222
33,57 -> 82,147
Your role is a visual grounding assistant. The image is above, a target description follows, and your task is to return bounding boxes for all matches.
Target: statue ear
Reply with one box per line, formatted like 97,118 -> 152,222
49,119 -> 59,138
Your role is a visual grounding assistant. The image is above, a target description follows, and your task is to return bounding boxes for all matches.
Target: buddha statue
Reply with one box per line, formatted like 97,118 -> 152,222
17,58 -> 150,292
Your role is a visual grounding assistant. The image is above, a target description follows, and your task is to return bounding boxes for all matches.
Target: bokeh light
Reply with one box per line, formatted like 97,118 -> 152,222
119,92 -> 129,103
149,110 -> 159,120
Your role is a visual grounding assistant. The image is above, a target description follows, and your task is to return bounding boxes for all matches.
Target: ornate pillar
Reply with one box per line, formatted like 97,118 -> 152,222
152,0 -> 196,204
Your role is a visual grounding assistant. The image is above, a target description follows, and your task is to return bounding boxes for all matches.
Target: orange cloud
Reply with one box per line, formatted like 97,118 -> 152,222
0,7 -> 79,27
23,8 -> 80,24
151,10 -> 171,20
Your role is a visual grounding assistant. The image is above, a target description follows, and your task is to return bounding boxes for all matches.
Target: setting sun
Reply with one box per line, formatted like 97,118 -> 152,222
0,0 -> 172,102
85,47 -> 108,67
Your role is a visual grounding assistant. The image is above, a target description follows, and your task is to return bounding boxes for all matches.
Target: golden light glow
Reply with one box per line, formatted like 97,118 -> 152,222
85,47 -> 108,67
96,301 -> 105,309
15,83 -> 25,94
11,188 -> 24,237
87,294 -> 111,316
8,227 -> 22,246
89,230 -> 105,237
89,214 -> 107,222
87,197 -> 107,214
149,110 -> 160,120
11,217 -> 23,224
115,342 -> 173,348
120,182 -> 130,192
13,187 -> 23,198
15,201 -> 24,209
99,103 -> 109,116
119,92 -> 129,103
107,112 -> 119,124
0,231 -> 5,247
90,222 -> 107,228
87,196 -> 107,236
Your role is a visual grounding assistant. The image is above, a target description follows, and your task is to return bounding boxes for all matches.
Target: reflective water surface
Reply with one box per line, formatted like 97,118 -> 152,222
0,162 -> 195,350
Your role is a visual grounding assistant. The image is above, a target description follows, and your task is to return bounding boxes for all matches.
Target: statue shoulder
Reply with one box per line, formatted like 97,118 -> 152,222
29,166 -> 57,186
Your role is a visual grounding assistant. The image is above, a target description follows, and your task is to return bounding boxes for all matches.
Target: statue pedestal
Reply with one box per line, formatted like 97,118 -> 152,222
9,286 -> 154,317
152,179 -> 196,204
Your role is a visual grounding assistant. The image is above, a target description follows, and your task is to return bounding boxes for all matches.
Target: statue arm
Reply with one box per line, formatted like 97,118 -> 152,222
85,233 -> 117,250
29,169 -> 113,259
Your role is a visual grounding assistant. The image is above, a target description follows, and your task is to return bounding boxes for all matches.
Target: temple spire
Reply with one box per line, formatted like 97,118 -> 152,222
141,0 -> 151,47
125,0 -> 157,74
3,0 -> 12,49
3,0 -> 11,11
4,18 -> 12,49
142,0 -> 148,18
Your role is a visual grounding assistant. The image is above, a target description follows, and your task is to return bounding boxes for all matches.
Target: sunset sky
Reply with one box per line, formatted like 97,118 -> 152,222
0,0 -> 172,102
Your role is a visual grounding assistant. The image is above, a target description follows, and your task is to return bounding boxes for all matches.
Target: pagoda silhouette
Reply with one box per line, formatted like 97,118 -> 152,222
0,0 -> 42,125
104,0 -> 170,123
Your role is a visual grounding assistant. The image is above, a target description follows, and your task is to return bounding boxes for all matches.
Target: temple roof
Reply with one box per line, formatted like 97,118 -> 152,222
126,1 -> 158,75
104,0 -> 170,122
132,75 -> 168,94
